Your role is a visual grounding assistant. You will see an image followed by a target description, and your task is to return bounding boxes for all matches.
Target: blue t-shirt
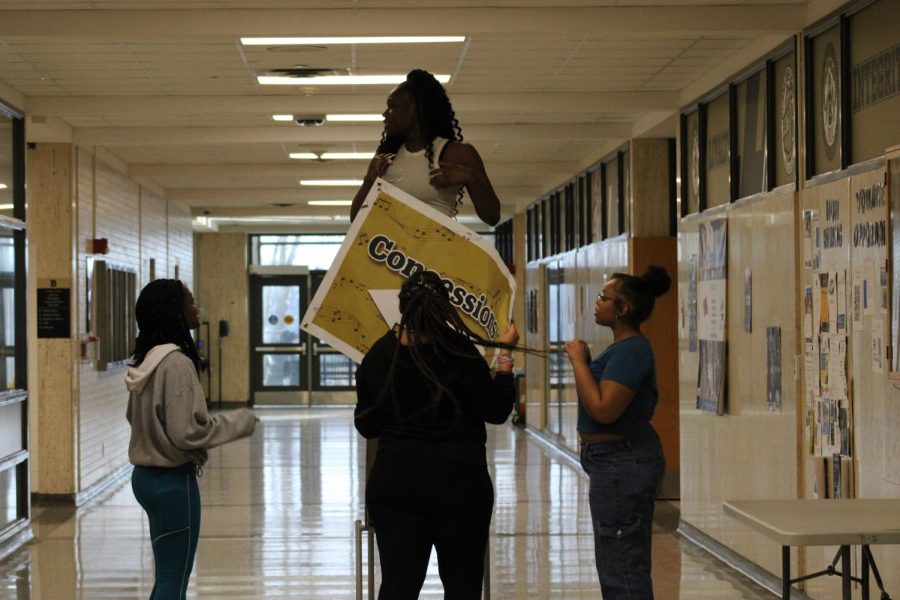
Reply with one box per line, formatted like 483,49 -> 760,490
577,335 -> 658,438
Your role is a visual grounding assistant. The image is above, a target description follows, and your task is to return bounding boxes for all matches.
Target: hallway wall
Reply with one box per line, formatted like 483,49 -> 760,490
677,192 -> 800,580
27,144 -> 193,500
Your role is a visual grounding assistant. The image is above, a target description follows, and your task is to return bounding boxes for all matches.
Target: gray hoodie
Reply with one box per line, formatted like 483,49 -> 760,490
125,344 -> 256,468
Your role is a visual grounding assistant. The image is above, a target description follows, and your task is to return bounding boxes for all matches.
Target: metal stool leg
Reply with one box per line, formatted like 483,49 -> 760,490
483,542 -> 491,600
782,546 -> 791,599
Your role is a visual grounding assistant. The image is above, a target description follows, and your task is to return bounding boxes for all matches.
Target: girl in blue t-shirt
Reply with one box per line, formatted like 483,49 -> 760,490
564,265 -> 671,600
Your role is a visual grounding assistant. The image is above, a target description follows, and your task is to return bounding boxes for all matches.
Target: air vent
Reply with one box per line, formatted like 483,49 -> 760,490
265,66 -> 339,78
265,45 -> 328,53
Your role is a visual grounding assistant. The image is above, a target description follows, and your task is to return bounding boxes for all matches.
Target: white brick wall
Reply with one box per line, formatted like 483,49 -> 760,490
74,147 -> 194,494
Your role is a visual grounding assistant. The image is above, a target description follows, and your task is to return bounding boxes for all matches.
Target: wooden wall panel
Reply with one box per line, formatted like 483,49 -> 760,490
26,143 -> 76,495
195,233 -> 249,404
630,139 -> 672,237
630,237 -> 680,477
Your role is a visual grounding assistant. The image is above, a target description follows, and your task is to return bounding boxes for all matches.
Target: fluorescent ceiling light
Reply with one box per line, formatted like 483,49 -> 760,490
259,74 -> 450,86
326,114 -> 383,122
289,152 -> 320,160
308,200 -> 353,206
242,36 -> 465,46
0,204 -> 13,210
0,183 -> 8,189
320,152 -> 375,160
289,152 -> 374,160
300,179 -> 364,186
272,114 -> 294,121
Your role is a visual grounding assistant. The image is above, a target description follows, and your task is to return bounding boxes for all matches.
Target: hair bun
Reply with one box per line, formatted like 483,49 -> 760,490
642,265 -> 671,298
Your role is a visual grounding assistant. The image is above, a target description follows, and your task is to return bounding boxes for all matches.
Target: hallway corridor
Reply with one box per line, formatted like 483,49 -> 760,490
0,409 -> 773,599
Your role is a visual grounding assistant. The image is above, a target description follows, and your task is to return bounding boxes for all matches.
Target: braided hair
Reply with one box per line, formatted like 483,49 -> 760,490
387,270 -> 522,403
131,279 -> 202,373
376,69 -> 466,215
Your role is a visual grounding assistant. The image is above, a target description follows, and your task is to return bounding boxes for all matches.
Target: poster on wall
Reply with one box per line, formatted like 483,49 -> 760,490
688,254 -> 698,352
696,218 -> 727,414
802,210 -> 820,270
743,268 -> 752,333
766,326 -> 782,412
301,179 -> 515,364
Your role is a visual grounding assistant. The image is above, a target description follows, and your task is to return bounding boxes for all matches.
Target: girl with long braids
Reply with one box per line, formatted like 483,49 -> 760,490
354,270 -> 519,599
350,68 -> 502,226
125,279 -> 256,600
564,266 -> 671,599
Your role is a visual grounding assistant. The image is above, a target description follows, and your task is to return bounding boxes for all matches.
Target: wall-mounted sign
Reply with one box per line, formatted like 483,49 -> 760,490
37,286 -> 71,339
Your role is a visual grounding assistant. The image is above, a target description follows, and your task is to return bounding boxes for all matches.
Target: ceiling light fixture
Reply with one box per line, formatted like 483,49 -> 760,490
300,179 -> 364,186
0,204 -> 13,210
326,114 -> 383,122
308,200 -> 353,206
242,36 -> 465,46
289,152 -> 320,160
0,183 -> 8,189
320,152 -> 375,160
258,74 -> 450,85
272,114 -> 294,121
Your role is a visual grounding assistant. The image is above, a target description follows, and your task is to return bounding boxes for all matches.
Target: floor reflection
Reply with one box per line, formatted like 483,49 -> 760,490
0,408 -> 773,599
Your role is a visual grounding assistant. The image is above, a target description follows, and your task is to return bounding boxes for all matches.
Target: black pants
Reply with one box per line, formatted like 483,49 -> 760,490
366,450 -> 494,600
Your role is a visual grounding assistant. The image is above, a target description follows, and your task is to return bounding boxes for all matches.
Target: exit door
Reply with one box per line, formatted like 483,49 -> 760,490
249,270 -> 358,405
249,274 -> 307,404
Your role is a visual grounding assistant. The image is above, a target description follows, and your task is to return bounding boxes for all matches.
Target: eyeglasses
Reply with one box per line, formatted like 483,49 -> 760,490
597,293 -> 617,303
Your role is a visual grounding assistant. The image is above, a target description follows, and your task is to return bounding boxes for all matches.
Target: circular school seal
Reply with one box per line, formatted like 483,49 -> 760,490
822,43 -> 839,159
690,124 -> 701,197
781,66 -> 796,175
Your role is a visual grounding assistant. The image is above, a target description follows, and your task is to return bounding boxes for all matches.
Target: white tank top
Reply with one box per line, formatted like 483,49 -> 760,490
382,137 -> 462,217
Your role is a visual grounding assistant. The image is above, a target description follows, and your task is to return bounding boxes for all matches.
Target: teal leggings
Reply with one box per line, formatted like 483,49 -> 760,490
132,463 -> 201,600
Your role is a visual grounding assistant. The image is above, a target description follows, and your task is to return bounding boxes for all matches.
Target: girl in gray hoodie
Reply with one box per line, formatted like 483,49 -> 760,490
125,279 -> 255,600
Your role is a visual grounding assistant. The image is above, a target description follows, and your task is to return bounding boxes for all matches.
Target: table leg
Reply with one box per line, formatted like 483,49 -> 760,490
861,545 -> 870,600
782,546 -> 791,599
840,545 -> 851,600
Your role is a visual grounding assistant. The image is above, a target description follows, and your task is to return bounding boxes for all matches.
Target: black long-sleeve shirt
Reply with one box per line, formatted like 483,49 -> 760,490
354,330 -> 515,466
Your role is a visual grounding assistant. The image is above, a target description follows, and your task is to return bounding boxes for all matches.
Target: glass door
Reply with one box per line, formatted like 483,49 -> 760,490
308,270 -> 357,404
546,260 -> 565,440
250,275 -> 308,405
0,103 -> 28,550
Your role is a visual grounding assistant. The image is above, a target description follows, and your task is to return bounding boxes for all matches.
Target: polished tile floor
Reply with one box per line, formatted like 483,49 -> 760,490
0,408 -> 775,599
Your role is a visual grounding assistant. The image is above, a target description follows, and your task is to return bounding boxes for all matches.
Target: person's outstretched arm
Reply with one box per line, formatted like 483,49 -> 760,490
429,142 -> 501,226
163,355 -> 256,449
351,154 -> 395,221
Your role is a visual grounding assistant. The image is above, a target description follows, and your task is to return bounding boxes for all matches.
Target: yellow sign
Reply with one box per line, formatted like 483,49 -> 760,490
301,178 -> 515,363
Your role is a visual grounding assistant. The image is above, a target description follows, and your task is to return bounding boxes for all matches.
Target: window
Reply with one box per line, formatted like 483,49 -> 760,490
0,100 -> 27,549
253,234 -> 344,269
564,183 -> 575,251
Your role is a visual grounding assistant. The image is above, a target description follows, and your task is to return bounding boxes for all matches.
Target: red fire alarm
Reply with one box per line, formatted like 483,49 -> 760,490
91,238 -> 109,254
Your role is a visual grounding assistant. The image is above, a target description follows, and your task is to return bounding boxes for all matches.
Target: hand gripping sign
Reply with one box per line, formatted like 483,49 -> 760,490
301,178 -> 515,364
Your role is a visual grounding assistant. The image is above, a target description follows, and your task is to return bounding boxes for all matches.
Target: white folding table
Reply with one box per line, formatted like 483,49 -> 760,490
724,499 -> 900,600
